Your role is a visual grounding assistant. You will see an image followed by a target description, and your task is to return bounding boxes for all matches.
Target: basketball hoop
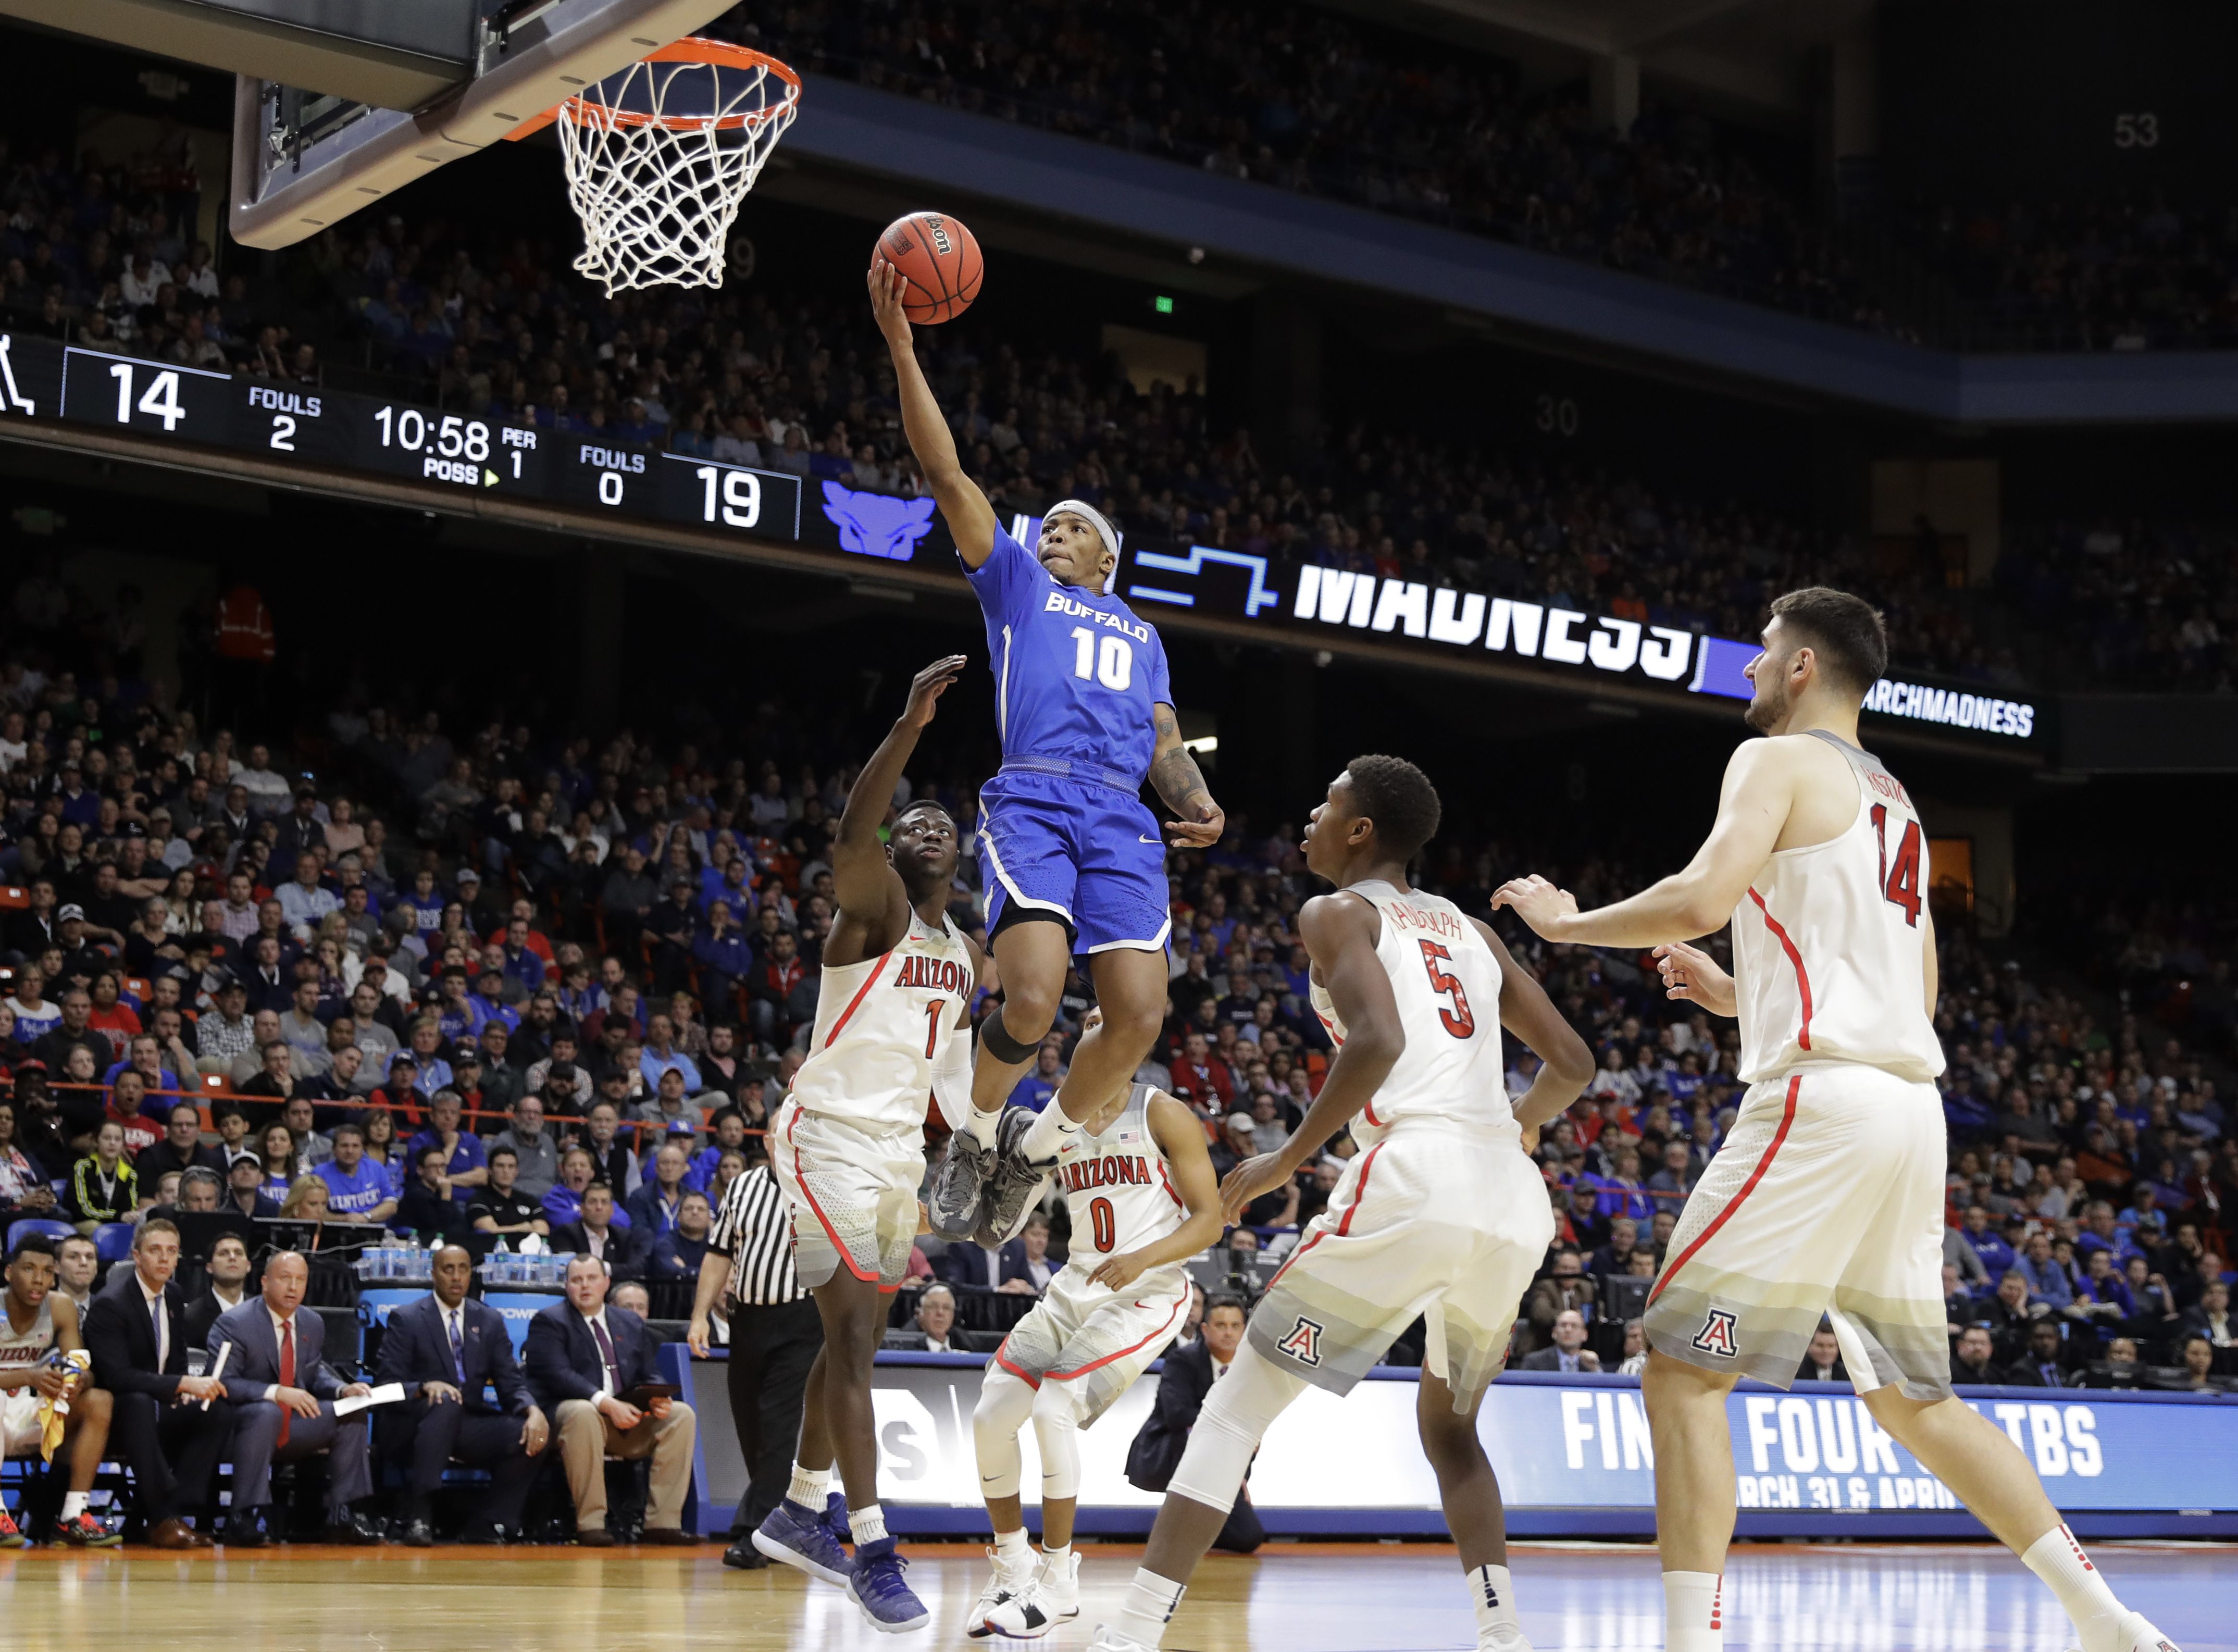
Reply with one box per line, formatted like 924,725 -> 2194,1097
520,38 -> 800,295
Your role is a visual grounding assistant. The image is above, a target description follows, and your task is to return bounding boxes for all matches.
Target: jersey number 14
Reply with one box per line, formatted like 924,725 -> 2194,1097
1068,627 -> 1133,690
1868,803 -> 1924,927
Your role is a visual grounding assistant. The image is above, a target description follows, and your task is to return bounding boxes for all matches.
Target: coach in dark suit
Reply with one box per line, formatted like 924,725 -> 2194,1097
523,1253 -> 696,1545
80,1218 -> 231,1547
206,1251 -> 382,1544
1124,1295 -> 1261,1554
372,1244 -> 551,1545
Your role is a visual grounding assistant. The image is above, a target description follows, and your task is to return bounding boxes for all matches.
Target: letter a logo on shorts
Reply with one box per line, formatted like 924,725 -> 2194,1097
1276,1315 -> 1325,1367
1690,1308 -> 1739,1360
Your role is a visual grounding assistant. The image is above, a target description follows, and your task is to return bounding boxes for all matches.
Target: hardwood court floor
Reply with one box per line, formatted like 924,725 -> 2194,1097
0,1539 -> 2230,1651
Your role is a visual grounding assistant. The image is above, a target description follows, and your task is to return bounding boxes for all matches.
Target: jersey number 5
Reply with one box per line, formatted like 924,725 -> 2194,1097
1417,940 -> 1476,1038
1868,803 -> 1924,927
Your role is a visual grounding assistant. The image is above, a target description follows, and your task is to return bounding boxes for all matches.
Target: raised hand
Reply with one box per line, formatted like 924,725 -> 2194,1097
904,655 -> 969,729
867,258 -> 913,350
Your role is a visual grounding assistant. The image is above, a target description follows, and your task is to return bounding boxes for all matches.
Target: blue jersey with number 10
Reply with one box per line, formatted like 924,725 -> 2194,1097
965,526 -> 1173,784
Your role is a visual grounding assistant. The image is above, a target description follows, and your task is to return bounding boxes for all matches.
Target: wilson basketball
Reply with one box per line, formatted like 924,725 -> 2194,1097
876,210 -> 983,324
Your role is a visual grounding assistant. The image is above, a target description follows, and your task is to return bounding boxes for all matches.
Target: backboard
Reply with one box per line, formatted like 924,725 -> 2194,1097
229,0 -> 738,249
0,0 -> 738,248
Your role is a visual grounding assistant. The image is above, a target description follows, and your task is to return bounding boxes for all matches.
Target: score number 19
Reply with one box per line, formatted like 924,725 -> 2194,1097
694,464 -> 763,528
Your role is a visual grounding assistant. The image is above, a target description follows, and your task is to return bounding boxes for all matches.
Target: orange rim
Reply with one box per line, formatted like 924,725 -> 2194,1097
506,39 -> 800,141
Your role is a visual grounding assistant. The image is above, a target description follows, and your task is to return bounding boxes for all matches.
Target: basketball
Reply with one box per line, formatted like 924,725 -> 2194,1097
876,209 -> 983,324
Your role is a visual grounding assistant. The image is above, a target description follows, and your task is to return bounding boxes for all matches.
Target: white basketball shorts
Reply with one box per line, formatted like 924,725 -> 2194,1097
1249,1122 -> 1553,1404
992,1262 -> 1191,1426
1643,1063 -> 1953,1400
770,1098 -> 924,1291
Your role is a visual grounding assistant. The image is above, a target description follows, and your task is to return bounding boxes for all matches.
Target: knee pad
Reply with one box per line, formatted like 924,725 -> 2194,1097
973,1367 -> 1038,1500
1166,1341 -> 1308,1516
979,1011 -> 1039,1065
1030,1383 -> 1083,1502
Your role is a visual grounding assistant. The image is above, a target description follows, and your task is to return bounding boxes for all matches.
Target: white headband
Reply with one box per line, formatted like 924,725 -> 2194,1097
1045,499 -> 1120,593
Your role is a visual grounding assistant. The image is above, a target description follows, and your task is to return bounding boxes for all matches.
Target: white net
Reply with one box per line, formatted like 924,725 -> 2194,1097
554,46 -> 800,295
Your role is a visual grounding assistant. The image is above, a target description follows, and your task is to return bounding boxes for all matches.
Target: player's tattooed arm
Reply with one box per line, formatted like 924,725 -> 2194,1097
1150,703 -> 1224,848
868,259 -> 998,566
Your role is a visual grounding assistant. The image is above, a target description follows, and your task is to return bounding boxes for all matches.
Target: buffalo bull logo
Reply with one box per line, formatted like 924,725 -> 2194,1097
822,481 -> 937,562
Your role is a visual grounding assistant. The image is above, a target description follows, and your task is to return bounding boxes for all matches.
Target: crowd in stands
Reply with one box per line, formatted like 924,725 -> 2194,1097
3,554 -> 2233,1413
10,113 -> 2238,692
716,1 -> 1893,337
1910,194 -> 2238,352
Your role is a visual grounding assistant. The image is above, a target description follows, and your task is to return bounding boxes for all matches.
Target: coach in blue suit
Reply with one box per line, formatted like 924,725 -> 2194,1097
371,1244 -> 551,1546
206,1250 -> 382,1544
523,1253 -> 696,1545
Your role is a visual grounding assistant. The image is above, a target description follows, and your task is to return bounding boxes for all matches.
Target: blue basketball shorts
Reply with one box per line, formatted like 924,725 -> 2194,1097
977,768 -> 1171,955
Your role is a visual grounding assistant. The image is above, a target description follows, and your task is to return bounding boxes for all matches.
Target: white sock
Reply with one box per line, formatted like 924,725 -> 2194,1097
1041,1538 -> 1073,1567
1663,1570 -> 1724,1652
786,1462 -> 831,1510
965,1104 -> 1003,1149
849,1502 -> 889,1548
2022,1524 -> 2124,1648
995,1526 -> 1033,1562
60,1492 -> 87,1520
1113,1566 -> 1187,1649
1019,1102 -> 1083,1163
1469,1563 -> 1522,1645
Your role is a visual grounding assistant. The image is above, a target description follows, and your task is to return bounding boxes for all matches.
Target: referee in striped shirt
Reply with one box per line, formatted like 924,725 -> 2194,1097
689,1160 -> 822,1568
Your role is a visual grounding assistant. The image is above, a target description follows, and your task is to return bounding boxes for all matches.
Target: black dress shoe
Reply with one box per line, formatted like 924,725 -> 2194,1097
322,1512 -> 384,1546
723,1538 -> 769,1569
222,1520 -> 269,1549
402,1520 -> 435,1548
459,1522 -> 513,1545
575,1527 -> 618,1548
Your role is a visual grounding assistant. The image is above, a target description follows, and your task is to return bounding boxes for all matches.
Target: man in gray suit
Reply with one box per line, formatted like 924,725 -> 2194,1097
206,1251 -> 383,1545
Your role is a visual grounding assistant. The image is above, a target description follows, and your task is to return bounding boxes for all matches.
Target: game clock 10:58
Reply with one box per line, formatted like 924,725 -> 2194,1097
360,402 -> 544,493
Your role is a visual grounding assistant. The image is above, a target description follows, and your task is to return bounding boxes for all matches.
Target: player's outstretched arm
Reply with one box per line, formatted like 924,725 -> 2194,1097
1149,703 -> 1224,847
831,655 -> 967,918
1490,738 -> 1797,948
1088,1092 -> 1228,1291
1219,893 -> 1400,1222
868,259 -> 998,567
1471,919 -> 1595,1132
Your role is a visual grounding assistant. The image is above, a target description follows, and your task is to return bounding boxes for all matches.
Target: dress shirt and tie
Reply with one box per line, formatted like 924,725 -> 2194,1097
369,1291 -> 543,1530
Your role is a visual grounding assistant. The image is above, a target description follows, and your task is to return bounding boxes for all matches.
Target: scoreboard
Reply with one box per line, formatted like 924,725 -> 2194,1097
0,331 -> 2040,753
21,338 -> 804,543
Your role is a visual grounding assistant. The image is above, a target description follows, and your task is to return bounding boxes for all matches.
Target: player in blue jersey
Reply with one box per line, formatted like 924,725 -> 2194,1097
870,260 -> 1224,1235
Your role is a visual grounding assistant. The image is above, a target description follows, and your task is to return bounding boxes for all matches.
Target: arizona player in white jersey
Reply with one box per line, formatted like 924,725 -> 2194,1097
869,260 -> 1226,1251
0,1232 -> 117,1546
752,656 -> 983,1634
967,1077 -> 1222,1640
1494,588 -> 2178,1652
1092,756 -> 1594,1652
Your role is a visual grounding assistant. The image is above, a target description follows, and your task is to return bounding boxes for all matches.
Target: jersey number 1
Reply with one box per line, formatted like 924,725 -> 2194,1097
1868,803 -> 1924,927
1417,940 -> 1476,1038
922,1001 -> 943,1058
